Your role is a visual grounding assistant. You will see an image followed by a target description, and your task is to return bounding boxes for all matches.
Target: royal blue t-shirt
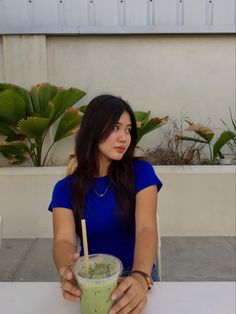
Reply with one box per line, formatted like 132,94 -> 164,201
48,160 -> 162,269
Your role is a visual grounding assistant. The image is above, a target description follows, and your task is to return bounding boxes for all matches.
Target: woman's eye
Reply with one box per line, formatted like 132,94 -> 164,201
114,125 -> 119,131
126,128 -> 131,134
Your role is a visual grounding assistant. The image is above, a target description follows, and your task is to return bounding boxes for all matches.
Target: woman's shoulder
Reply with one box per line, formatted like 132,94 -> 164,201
133,158 -> 154,172
54,173 -> 75,190
49,174 -> 74,211
132,159 -> 163,192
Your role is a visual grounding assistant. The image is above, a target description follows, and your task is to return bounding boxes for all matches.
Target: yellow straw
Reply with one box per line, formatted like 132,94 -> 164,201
81,219 -> 89,274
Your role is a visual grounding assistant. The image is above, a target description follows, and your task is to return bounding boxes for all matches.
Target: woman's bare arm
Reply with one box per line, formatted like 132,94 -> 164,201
110,185 -> 158,314
132,185 -> 158,275
52,207 -> 81,301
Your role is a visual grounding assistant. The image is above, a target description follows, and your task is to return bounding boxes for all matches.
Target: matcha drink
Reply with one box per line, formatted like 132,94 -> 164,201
73,254 -> 123,314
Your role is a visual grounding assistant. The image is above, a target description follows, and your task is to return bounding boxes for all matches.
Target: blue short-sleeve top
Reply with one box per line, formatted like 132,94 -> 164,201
48,160 -> 162,268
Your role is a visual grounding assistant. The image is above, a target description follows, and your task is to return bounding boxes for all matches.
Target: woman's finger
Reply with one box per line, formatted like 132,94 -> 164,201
131,297 -> 147,314
60,267 -> 73,283
62,288 -> 81,301
70,252 -> 80,263
110,277 -> 143,314
111,276 -> 133,301
62,279 -> 81,297
110,289 -> 143,314
59,264 -> 81,301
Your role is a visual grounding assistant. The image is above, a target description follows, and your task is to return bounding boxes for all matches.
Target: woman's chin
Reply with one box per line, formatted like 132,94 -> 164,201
111,154 -> 124,161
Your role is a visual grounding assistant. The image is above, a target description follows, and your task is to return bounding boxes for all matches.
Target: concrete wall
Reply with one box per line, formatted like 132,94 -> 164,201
157,166 -> 236,237
0,34 -> 235,165
0,166 -> 235,238
0,37 -> 4,81
2,35 -> 47,87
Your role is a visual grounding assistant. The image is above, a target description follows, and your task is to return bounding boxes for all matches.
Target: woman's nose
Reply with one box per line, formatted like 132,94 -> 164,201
118,130 -> 127,141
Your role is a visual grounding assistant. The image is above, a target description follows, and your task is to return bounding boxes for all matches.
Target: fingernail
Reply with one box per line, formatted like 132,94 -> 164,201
111,294 -> 116,301
76,290 -> 81,296
109,310 -> 115,314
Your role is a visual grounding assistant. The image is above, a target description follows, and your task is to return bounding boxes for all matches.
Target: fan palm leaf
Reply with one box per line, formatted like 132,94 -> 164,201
0,141 -> 30,164
0,89 -> 26,125
18,117 -> 49,139
0,83 -> 33,116
30,83 -> 59,115
0,122 -> 19,140
50,88 -> 86,124
54,108 -> 83,142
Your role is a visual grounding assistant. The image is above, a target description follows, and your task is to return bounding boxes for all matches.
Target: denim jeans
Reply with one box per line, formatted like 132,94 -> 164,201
121,264 -> 159,282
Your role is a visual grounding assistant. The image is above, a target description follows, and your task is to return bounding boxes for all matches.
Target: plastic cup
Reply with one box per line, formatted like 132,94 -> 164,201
73,254 -> 123,314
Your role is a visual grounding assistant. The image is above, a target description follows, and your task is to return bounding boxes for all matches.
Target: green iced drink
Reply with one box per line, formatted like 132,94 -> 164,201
73,254 -> 123,314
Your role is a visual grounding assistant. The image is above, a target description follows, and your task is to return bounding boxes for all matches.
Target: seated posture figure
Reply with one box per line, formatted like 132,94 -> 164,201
48,95 -> 162,313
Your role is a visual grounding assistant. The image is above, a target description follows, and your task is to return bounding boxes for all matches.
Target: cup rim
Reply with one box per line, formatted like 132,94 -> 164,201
73,253 -> 123,282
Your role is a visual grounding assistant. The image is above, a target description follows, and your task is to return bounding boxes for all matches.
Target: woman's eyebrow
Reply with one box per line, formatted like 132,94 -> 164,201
116,122 -> 132,127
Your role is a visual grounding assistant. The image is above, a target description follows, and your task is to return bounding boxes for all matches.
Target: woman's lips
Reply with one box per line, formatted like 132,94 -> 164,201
114,147 -> 126,153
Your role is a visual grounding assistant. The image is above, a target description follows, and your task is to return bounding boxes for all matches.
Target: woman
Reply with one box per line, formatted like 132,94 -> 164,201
48,95 -> 162,313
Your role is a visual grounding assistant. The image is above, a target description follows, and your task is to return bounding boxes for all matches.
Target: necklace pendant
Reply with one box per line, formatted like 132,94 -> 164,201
93,183 -> 110,198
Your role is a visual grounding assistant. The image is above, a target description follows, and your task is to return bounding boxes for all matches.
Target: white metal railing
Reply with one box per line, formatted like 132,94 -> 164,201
0,0 -> 235,34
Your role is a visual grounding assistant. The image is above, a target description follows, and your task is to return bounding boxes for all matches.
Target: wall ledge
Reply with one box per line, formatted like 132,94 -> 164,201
0,165 -> 235,175
155,165 -> 236,174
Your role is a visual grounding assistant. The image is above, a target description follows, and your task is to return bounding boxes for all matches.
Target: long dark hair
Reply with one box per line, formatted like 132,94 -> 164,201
72,95 -> 138,237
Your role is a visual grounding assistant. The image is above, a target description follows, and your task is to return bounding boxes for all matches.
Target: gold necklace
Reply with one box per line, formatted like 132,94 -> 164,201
93,183 -> 110,198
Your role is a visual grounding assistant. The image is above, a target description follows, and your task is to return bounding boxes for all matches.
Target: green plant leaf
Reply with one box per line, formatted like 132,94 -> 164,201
50,88 -> 86,124
0,82 -> 87,166
137,116 -> 168,143
0,89 -> 26,125
44,101 -> 56,120
30,86 -> 40,113
0,122 -> 19,140
140,116 -> 168,134
185,120 -> 214,144
229,106 -> 236,131
36,83 -> 59,114
135,111 -> 151,126
195,131 -> 214,144
78,104 -> 87,113
19,117 -> 50,139
213,130 -> 236,159
0,83 -> 33,116
54,109 -> 83,142
176,135 -> 208,144
0,141 -> 30,164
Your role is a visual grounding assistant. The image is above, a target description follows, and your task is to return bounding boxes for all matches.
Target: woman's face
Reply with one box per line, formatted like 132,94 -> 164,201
98,111 -> 132,169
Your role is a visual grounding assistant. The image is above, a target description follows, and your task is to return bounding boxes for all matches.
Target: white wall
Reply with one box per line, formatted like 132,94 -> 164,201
157,166 -> 236,236
0,166 -> 235,238
0,34 -> 235,165
0,37 -> 4,81
2,35 -> 47,87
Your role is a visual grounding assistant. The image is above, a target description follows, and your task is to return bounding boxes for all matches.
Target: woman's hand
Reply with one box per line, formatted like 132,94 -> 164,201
109,273 -> 148,314
59,252 -> 81,301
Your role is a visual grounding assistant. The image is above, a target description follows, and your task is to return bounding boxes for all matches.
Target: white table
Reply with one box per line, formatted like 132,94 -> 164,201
0,282 -> 235,314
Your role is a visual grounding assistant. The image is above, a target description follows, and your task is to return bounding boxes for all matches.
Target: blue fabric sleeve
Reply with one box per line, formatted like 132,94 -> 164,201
134,160 -> 163,194
48,177 -> 73,212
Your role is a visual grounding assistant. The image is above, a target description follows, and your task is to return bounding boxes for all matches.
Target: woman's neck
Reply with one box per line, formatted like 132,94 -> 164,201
98,158 -> 111,176
98,166 -> 109,177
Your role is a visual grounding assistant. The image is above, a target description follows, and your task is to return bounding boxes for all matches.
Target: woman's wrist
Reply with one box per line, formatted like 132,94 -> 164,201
130,269 -> 153,290
130,272 -> 149,292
